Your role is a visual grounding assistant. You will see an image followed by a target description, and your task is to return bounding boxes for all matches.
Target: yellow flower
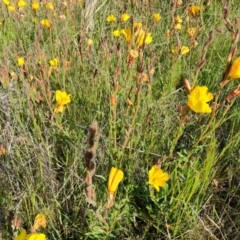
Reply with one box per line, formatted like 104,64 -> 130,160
175,15 -> 182,23
136,30 -> 152,46
121,13 -> 130,22
32,214 -> 47,231
49,58 -> 58,67
148,165 -> 169,192
188,5 -> 201,16
14,230 -> 46,240
129,49 -> 138,58
18,0 -> 27,8
3,0 -> 10,6
45,2 -> 54,10
54,90 -> 71,113
41,19 -> 51,28
153,13 -> 161,22
8,5 -> 15,11
187,86 -> 213,113
107,14 -> 116,23
174,23 -> 182,30
133,22 -> 142,29
113,30 -> 121,37
32,2 -> 39,11
181,46 -> 190,55
87,39 -> 93,46
17,57 -> 24,67
120,28 -> 131,43
187,27 -> 196,37
108,167 -> 124,194
228,57 -> 240,79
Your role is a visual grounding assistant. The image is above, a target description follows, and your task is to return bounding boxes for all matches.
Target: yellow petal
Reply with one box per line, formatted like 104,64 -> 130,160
108,167 -> 124,194
14,230 -> 27,240
26,233 -> 47,240
228,57 -> 240,79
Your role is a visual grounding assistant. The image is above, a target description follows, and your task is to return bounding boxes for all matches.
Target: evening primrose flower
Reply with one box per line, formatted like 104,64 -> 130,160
3,0 -> 10,5
41,19 -> 51,28
148,165 -> 169,192
188,5 -> 201,16
121,13 -> 129,22
113,30 -> 121,37
18,0 -> 27,8
8,5 -> 15,11
136,30 -> 152,46
87,39 -> 93,46
107,14 -> 116,23
175,15 -> 182,23
49,58 -> 58,67
181,46 -> 190,55
187,86 -> 213,113
54,90 -> 71,113
153,13 -> 161,22
187,27 -> 196,37
121,28 -> 131,43
14,229 -> 46,240
32,214 -> 46,232
108,167 -> 124,194
17,57 -> 24,67
174,23 -> 182,30
228,57 -> 240,79
45,2 -> 54,10
32,2 -> 39,11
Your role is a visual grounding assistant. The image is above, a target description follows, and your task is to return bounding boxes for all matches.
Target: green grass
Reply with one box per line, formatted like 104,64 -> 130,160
1,0 -> 240,239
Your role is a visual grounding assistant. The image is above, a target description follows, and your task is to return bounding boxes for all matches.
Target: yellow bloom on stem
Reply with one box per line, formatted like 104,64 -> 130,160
181,46 -> 190,55
8,4 -> 15,11
121,13 -> 129,22
49,58 -> 58,67
54,90 -> 71,113
107,14 -> 116,23
187,86 -> 213,113
18,0 -> 27,8
17,57 -> 24,67
41,19 -> 51,28
120,28 -> 131,43
174,23 -> 182,30
14,229 -> 46,240
87,39 -> 93,46
133,22 -> 142,29
32,2 -> 39,11
108,167 -> 124,194
136,30 -> 152,46
45,2 -> 54,10
153,13 -> 161,22
175,15 -> 182,23
148,165 -> 169,192
228,57 -> 240,79
188,5 -> 201,16
3,0 -> 10,6
187,27 -> 196,37
32,214 -> 46,231
113,30 -> 121,37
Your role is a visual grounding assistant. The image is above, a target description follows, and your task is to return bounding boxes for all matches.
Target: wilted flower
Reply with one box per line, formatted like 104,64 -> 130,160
153,13 -> 161,22
41,19 -> 51,28
188,5 -> 201,16
14,229 -> 46,240
32,214 -> 46,232
181,46 -> 190,55
228,57 -> 240,79
121,13 -> 129,22
107,14 -> 116,22
18,0 -> 27,8
148,165 -> 169,192
17,57 -> 24,67
187,86 -> 213,113
49,58 -> 58,67
54,90 -> 71,113
113,30 -> 121,37
108,167 -> 124,194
